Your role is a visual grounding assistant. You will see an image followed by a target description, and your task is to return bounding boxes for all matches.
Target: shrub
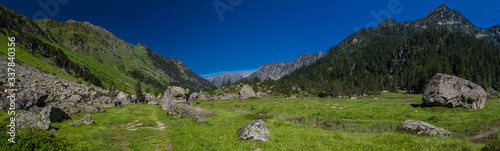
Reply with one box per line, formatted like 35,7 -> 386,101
482,139 -> 500,151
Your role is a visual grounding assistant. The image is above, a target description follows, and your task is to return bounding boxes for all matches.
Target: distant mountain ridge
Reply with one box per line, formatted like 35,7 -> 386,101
0,5 -> 213,92
247,51 -> 326,81
206,71 -> 253,88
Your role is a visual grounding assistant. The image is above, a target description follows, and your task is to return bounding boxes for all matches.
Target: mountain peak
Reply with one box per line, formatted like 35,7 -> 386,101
423,4 -> 473,27
377,18 -> 398,28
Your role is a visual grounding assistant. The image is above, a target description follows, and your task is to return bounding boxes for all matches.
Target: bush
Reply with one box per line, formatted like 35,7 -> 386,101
482,139 -> 500,151
0,122 -> 88,150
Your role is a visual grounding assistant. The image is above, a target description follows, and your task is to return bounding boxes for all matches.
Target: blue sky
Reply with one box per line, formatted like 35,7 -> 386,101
1,0 -> 500,78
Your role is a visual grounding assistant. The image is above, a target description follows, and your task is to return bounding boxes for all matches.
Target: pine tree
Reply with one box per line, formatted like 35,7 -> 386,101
135,81 -> 145,103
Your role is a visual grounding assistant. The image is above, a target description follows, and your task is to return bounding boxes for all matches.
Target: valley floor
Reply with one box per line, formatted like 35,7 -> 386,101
2,93 -> 499,150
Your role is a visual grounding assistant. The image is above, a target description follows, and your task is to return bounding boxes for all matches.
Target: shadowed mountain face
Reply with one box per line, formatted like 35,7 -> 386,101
280,4 -> 500,96
247,52 -> 326,81
0,5 -> 212,92
206,71 -> 253,88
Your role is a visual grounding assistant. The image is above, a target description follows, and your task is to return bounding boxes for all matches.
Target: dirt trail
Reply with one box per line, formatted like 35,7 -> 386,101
469,125 -> 500,143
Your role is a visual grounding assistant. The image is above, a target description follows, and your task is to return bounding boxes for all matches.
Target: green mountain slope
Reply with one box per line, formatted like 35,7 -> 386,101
0,5 -> 212,93
279,4 -> 500,96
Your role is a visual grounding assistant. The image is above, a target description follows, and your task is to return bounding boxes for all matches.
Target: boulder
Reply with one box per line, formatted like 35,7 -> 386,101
15,110 -> 51,130
168,103 -> 216,117
161,88 -> 173,112
289,95 -> 297,99
239,85 -> 256,100
89,91 -> 102,101
67,95 -> 82,102
186,93 -> 198,106
28,106 -> 44,114
144,93 -> 156,103
39,105 -> 70,122
70,114 -> 94,125
92,96 -> 118,108
169,86 -> 189,103
256,92 -> 267,97
194,115 -> 207,122
396,120 -> 451,136
422,73 -> 487,110
52,101 -> 105,116
237,119 -> 270,142
117,92 -> 131,105
2,87 -> 48,109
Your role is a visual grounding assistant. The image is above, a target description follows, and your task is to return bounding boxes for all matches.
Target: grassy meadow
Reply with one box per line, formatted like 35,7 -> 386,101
1,93 -> 499,150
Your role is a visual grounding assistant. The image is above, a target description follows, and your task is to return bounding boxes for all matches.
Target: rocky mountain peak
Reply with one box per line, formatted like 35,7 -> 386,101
377,18 -> 398,28
137,42 -> 149,49
424,4 -> 473,27
489,25 -> 500,35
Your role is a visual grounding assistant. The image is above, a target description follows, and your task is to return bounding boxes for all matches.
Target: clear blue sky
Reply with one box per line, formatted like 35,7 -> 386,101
1,0 -> 499,78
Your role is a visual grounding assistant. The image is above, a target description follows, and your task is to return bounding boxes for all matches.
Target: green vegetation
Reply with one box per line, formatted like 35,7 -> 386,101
281,29 -> 500,96
1,93 -> 495,150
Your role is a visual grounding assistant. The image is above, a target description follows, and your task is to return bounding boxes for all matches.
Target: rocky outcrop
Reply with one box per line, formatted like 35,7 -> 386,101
247,52 -> 326,81
186,93 -> 198,106
90,91 -> 102,101
239,85 -> 256,100
194,115 -> 207,122
237,119 -> 270,142
161,87 -> 215,117
169,86 -> 189,103
39,105 -> 70,123
70,114 -> 94,125
396,120 -> 451,136
15,110 -> 51,130
117,92 -> 131,105
423,73 -> 487,110
51,100 -> 105,116
1,87 -> 48,109
206,71 -> 253,88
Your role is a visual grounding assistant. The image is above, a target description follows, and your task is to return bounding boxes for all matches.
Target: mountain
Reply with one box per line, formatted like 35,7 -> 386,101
247,51 -> 326,81
0,5 -> 212,93
206,71 -> 253,88
279,4 -> 500,96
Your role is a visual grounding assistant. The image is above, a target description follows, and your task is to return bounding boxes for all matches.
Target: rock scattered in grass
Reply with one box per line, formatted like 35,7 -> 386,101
396,120 -> 451,136
237,119 -> 270,142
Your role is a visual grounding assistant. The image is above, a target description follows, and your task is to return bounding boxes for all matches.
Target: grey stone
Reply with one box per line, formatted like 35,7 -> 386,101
144,93 -> 156,103
239,85 -> 256,100
169,86 -> 189,103
396,120 -> 451,136
161,88 -> 173,112
39,105 -> 70,122
67,95 -> 82,102
194,115 -> 207,122
70,114 -> 94,125
237,119 -> 270,142
117,92 -> 131,105
187,93 -> 198,106
15,110 -> 51,130
423,73 -> 487,110
1,87 -> 48,109
49,129 -> 57,134
90,91 -> 102,101
289,95 -> 297,99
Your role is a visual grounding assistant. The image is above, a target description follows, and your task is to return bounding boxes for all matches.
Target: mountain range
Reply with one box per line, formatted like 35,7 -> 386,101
206,71 -> 253,88
280,4 -> 500,96
0,5 -> 213,93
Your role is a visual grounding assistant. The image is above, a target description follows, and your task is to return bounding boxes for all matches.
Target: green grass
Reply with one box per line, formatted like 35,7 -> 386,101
2,93 -> 498,150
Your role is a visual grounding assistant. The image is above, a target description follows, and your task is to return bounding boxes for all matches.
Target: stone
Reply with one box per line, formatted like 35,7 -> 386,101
168,103 -> 216,117
1,87 -> 48,109
49,129 -> 57,134
28,106 -> 44,114
381,90 -> 389,93
70,114 -> 94,125
161,88 -> 173,112
239,85 -> 256,100
52,100 -> 105,116
237,119 -> 270,142
117,92 -> 131,105
67,95 -> 82,102
256,92 -> 267,97
396,120 -> 451,136
39,105 -> 70,122
144,93 -> 156,103
194,115 -> 207,122
169,86 -> 189,103
186,93 -> 198,106
15,110 -> 51,130
89,91 -> 102,101
289,95 -> 297,99
422,73 -> 487,110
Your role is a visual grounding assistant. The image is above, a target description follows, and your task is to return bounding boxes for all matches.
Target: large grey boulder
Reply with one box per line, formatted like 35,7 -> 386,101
239,85 -> 256,100
117,92 -> 131,105
396,120 -> 451,136
169,86 -> 189,103
39,105 -> 70,122
51,101 -> 105,116
237,119 -> 270,142
67,95 -> 82,102
1,87 -> 48,109
89,91 -> 102,101
186,93 -> 198,106
422,73 -> 487,110
161,88 -> 173,112
15,110 -> 51,130
144,93 -> 156,103
70,114 -> 94,125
